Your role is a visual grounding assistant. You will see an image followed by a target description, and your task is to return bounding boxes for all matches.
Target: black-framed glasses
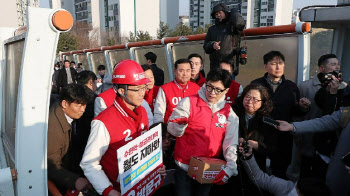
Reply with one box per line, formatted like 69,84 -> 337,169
127,85 -> 148,93
244,95 -> 262,103
206,84 -> 226,95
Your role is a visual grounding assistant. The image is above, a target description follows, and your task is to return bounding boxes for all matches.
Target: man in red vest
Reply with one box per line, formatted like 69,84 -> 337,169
220,59 -> 243,105
80,60 -> 165,196
153,59 -> 200,123
188,53 -> 206,87
168,68 -> 239,196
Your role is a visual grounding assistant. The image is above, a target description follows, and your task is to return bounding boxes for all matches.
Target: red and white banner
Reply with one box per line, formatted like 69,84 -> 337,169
117,124 -> 163,196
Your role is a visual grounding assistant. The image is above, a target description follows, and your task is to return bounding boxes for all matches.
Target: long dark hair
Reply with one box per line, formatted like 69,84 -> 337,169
233,83 -> 273,118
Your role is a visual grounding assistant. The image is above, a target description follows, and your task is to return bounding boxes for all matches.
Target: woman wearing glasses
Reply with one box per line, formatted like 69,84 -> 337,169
167,68 -> 239,196
232,83 -> 277,195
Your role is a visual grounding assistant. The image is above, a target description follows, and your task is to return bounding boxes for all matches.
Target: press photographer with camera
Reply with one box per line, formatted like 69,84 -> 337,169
314,54 -> 346,115
239,141 -> 331,196
203,3 -> 245,72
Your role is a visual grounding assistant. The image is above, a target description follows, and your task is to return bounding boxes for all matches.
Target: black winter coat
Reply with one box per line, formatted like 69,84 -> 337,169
204,17 -> 237,70
251,73 -> 307,178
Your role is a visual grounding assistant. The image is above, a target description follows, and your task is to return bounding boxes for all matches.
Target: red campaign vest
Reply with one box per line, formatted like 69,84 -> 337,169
94,99 -> 149,191
191,73 -> 206,87
161,80 -> 200,123
144,85 -> 160,112
174,94 -> 231,164
225,80 -> 241,106
98,87 -> 117,108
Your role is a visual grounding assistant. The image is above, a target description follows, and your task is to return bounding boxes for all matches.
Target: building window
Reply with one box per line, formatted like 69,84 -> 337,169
242,6 -> 247,9
267,22 -> 273,26
268,16 -> 273,18
261,23 -> 266,26
261,16 -> 266,19
261,9 -> 267,12
267,19 -> 273,22
242,13 -> 247,16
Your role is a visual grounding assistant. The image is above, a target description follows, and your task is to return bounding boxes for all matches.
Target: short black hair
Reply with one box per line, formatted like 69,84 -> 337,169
59,83 -> 90,105
77,63 -> 83,68
174,58 -> 191,70
141,64 -> 152,72
76,70 -> 97,85
188,53 -> 203,65
220,59 -> 234,72
263,51 -> 285,64
70,61 -> 75,64
144,52 -> 157,63
206,68 -> 232,89
64,60 -> 70,63
97,65 -> 105,70
318,54 -> 337,67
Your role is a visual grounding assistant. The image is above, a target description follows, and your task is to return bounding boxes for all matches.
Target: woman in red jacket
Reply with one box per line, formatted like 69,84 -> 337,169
141,64 -> 160,112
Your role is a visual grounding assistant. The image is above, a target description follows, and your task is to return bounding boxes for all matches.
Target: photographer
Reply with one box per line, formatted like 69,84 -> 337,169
240,142 -> 331,196
203,3 -> 245,71
312,54 -> 347,180
276,108 -> 350,196
314,54 -> 345,115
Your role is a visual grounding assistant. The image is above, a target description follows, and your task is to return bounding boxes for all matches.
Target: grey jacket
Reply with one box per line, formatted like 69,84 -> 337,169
293,108 -> 350,196
242,156 -> 298,196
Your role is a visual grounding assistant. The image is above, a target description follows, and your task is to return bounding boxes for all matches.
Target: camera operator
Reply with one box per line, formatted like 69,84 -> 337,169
314,54 -> 345,115
203,3 -> 245,71
312,54 -> 348,180
239,142 -> 331,196
275,107 -> 350,196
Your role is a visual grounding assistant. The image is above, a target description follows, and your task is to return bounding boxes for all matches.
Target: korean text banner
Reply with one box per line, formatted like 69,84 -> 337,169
117,124 -> 163,196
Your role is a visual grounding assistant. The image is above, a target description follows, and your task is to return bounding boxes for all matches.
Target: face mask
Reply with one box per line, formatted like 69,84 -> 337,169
55,67 -> 59,70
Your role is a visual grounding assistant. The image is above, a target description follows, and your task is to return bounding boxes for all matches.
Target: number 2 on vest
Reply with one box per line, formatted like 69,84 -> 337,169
123,129 -> 133,142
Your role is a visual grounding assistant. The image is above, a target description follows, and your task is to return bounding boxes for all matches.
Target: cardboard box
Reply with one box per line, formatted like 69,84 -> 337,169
187,156 -> 227,184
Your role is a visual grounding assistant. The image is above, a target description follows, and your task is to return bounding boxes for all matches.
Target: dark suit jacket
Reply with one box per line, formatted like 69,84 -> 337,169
71,86 -> 97,175
150,64 -> 164,86
47,103 -> 79,191
57,67 -> 77,88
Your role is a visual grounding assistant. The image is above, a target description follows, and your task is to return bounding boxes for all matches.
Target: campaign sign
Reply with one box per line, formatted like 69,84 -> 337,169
117,124 -> 163,196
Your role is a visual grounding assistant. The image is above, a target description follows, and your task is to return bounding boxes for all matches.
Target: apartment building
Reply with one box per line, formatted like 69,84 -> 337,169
241,0 -> 293,28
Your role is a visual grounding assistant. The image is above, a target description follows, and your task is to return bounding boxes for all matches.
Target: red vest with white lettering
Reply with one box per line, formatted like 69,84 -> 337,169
98,87 -> 116,108
94,98 -> 149,191
144,85 -> 160,112
160,80 -> 200,123
174,94 -> 231,164
225,80 -> 241,106
191,73 -> 206,87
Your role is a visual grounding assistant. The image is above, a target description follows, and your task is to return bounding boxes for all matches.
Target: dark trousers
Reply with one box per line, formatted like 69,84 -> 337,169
174,165 -> 212,196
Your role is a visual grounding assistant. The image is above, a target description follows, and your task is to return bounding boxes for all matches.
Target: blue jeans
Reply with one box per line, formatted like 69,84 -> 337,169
174,165 -> 212,196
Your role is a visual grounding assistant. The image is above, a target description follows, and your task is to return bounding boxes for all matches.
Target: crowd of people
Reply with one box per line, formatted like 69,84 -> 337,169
47,3 -> 350,196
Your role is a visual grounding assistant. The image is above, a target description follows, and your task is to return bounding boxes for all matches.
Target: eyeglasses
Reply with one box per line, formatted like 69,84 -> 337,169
127,85 -> 148,93
244,95 -> 262,103
206,84 -> 226,95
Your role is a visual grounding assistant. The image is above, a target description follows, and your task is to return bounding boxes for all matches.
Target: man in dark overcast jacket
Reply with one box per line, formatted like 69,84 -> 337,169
203,3 -> 245,71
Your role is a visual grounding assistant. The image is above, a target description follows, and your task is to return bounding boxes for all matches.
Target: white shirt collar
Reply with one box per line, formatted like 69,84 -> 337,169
64,113 -> 73,126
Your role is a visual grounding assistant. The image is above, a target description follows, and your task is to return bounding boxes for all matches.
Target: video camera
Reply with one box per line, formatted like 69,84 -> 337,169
317,71 -> 342,87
